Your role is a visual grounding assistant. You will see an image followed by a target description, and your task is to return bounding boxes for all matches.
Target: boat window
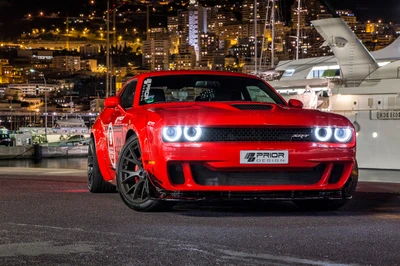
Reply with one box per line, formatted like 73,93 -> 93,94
246,86 -> 275,103
307,67 -> 340,79
120,79 -> 138,109
282,69 -> 295,77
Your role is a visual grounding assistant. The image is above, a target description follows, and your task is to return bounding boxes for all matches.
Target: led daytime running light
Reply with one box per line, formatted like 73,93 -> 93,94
314,127 -> 333,142
183,126 -> 202,141
334,128 -> 352,142
162,126 -> 182,142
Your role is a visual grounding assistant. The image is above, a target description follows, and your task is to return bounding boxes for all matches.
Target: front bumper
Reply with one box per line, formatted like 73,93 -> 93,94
151,189 -> 351,201
144,141 -> 357,197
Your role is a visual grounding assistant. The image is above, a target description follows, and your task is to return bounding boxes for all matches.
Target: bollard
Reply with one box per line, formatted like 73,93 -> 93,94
33,143 -> 42,160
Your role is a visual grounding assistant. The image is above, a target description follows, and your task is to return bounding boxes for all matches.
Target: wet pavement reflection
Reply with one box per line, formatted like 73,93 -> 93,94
0,157 -> 87,170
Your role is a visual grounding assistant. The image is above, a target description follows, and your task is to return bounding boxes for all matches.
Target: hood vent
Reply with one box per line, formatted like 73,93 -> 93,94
231,104 -> 273,110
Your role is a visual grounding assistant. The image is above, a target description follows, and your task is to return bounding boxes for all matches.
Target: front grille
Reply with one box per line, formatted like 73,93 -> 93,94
200,127 -> 313,142
190,164 -> 325,186
231,104 -> 273,110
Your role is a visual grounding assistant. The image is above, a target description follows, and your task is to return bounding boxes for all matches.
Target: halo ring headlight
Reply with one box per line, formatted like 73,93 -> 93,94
162,126 -> 182,142
334,128 -> 352,142
314,127 -> 333,142
183,126 -> 202,141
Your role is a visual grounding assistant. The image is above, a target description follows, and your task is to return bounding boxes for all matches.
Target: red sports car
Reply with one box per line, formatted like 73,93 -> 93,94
88,70 -> 358,211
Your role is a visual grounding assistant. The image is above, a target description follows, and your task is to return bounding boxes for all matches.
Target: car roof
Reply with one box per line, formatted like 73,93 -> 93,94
131,70 -> 261,80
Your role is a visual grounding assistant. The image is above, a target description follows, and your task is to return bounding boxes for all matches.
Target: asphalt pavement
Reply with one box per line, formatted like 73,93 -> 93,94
0,167 -> 399,266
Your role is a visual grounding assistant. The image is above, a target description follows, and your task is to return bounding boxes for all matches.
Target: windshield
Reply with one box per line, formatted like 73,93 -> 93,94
139,74 -> 284,105
0,134 -> 10,139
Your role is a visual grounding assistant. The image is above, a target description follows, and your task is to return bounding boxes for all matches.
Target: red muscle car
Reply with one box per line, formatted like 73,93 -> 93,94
88,70 -> 358,211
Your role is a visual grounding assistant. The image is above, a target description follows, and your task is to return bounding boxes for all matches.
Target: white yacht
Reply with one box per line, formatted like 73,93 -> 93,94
53,114 -> 87,128
19,114 -> 89,143
270,18 -> 400,171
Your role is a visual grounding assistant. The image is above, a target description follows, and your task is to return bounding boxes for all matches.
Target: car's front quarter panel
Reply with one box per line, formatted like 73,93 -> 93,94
91,112 -> 116,182
93,106 -> 153,183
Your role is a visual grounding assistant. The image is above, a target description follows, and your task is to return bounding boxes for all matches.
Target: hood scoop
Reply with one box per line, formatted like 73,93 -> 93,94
231,104 -> 273,110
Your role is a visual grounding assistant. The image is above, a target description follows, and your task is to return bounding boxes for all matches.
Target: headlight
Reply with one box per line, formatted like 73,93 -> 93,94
162,126 -> 182,142
183,126 -> 202,141
162,126 -> 203,142
334,128 -> 352,142
314,127 -> 333,142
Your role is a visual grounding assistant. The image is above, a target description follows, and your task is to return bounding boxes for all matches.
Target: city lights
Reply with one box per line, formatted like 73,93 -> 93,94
0,0 -> 397,108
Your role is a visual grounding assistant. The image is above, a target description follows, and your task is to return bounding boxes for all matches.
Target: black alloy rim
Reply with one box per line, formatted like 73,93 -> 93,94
118,139 -> 150,203
87,140 -> 94,187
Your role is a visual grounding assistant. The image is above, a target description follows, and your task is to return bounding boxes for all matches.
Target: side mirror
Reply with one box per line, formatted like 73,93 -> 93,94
104,96 -> 120,108
288,99 -> 303,108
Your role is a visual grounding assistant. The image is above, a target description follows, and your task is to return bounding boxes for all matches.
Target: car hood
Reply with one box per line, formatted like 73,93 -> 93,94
142,102 -> 351,127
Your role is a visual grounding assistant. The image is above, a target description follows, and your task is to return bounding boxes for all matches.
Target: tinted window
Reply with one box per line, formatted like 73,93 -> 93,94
120,80 -> 137,109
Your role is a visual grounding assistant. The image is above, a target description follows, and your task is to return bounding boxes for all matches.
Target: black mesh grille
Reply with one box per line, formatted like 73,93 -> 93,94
190,164 -> 325,186
328,164 -> 344,184
200,127 -> 313,142
231,104 -> 273,110
168,163 -> 185,185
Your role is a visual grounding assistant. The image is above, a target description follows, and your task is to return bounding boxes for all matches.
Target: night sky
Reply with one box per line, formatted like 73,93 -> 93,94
0,0 -> 398,24
326,0 -> 400,22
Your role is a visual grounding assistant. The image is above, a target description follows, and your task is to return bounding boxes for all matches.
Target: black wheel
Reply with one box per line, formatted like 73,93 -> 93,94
88,138 -> 116,193
294,161 -> 359,211
116,135 -> 174,212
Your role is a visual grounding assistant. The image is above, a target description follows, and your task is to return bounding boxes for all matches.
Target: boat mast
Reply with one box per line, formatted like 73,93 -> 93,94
296,0 -> 300,60
254,0 -> 257,74
259,0 -> 271,70
271,0 -> 275,68
106,0 -> 110,98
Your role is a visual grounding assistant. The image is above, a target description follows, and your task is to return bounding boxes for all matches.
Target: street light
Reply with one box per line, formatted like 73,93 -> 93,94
30,69 -> 47,142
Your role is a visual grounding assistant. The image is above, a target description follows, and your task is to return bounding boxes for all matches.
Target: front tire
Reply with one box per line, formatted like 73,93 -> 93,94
88,138 -> 116,193
294,161 -> 359,211
116,135 -> 174,212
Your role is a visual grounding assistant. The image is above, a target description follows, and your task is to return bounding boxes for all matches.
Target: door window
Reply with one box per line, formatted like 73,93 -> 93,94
120,79 -> 138,109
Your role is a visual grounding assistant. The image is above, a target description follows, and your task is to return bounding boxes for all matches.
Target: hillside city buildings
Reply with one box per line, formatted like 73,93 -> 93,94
0,0 -> 399,118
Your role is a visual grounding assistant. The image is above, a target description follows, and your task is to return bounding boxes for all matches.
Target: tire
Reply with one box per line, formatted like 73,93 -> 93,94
88,138 -> 116,193
116,135 -> 174,212
294,161 -> 359,211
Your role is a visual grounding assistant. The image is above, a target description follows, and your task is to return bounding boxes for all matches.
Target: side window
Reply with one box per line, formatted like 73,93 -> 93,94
120,80 -> 138,109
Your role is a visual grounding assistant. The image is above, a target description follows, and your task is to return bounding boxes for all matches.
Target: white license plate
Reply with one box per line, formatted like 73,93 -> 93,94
240,150 -> 289,164
377,110 -> 400,120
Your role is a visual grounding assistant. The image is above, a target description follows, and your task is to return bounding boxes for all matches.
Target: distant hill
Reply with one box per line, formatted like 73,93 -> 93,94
0,0 -> 103,40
